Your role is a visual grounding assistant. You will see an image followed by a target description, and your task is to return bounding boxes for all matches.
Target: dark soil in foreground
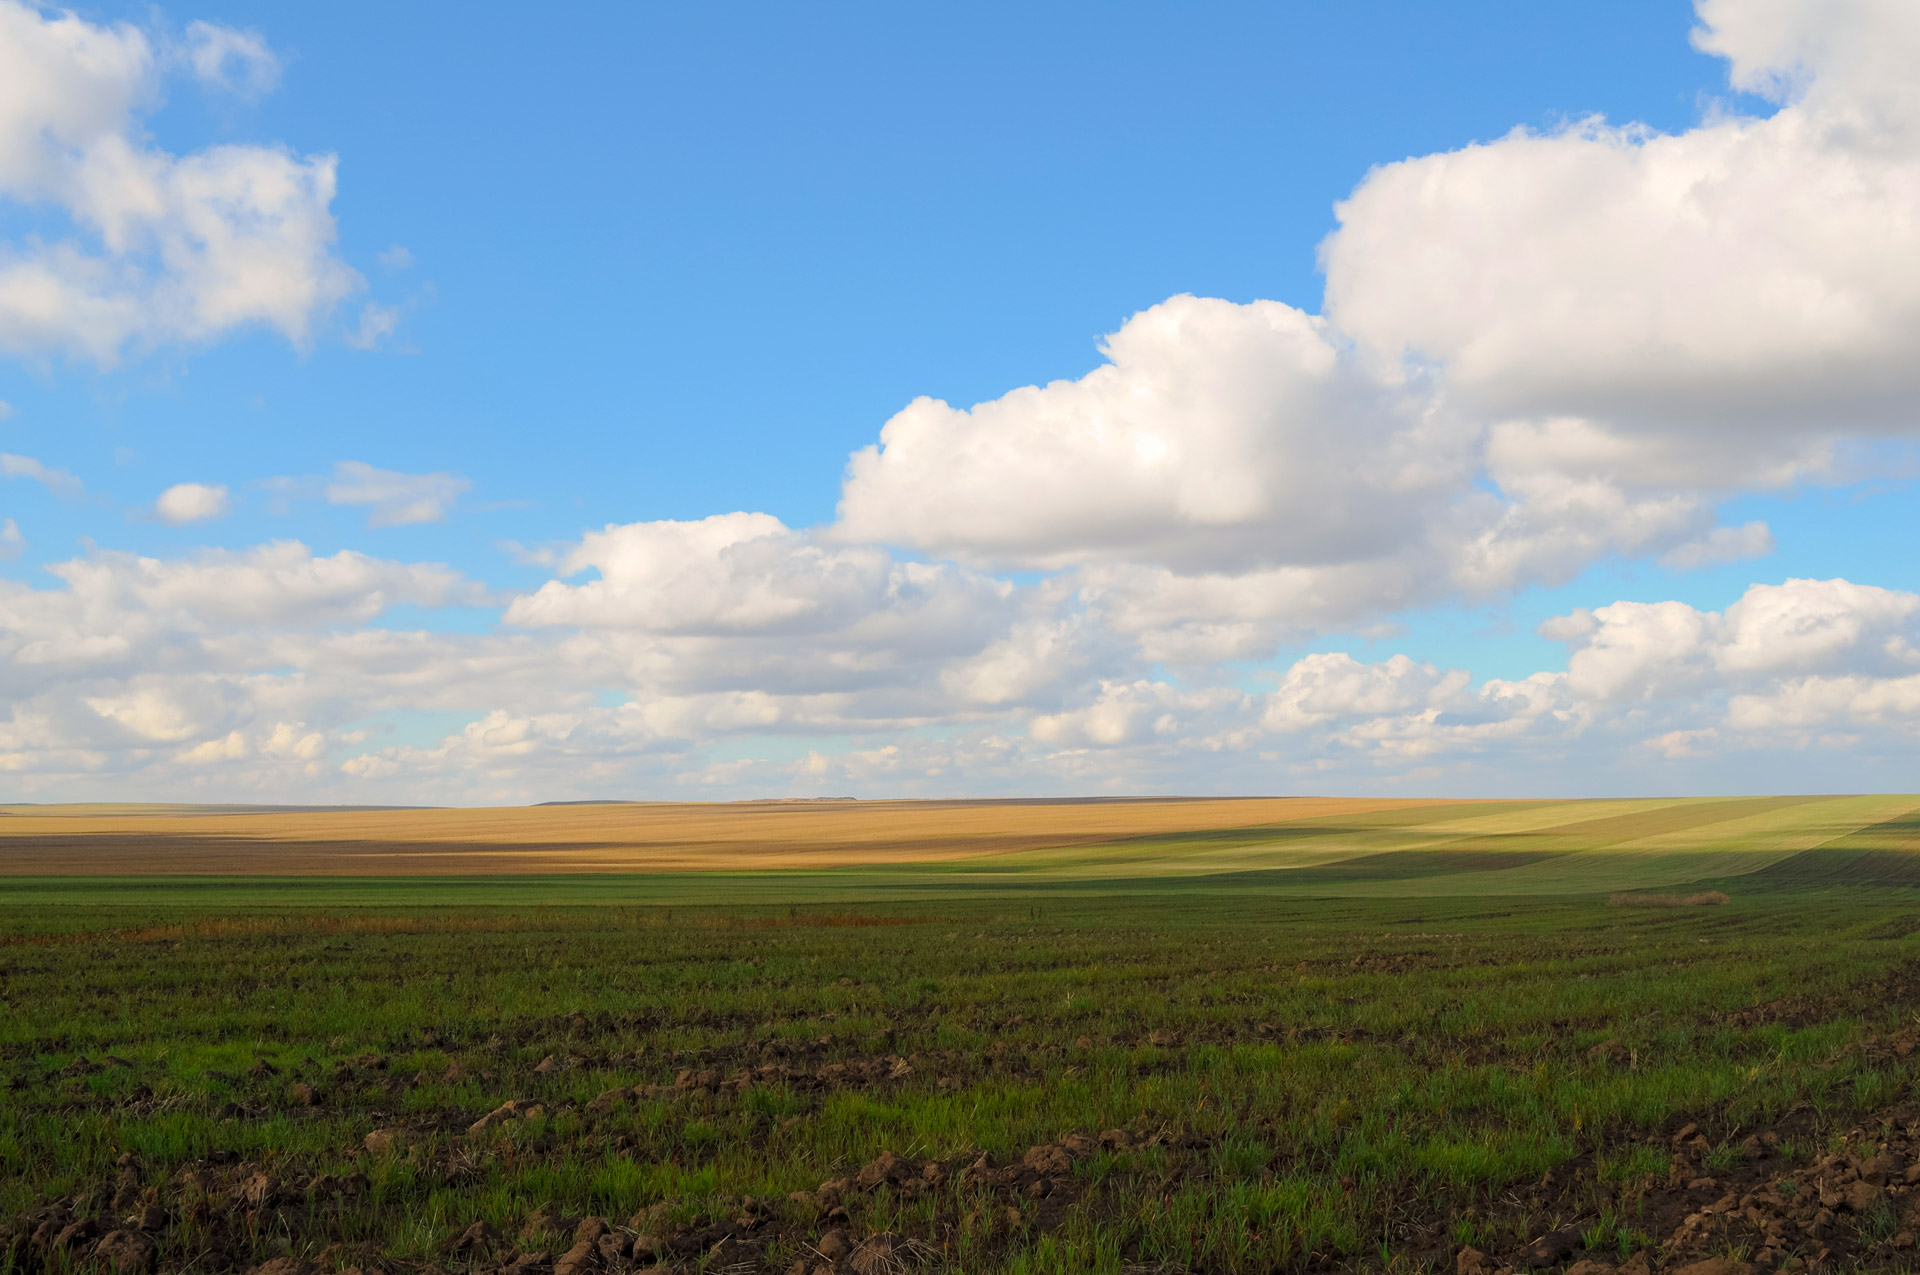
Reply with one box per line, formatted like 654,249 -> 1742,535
5,889 -> 1920,1275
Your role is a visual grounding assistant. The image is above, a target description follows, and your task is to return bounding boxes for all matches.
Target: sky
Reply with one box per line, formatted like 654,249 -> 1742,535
2,0 -> 1919,803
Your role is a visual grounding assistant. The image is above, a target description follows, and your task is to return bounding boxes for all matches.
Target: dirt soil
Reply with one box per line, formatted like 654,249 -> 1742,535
12,1026 -> 1920,1275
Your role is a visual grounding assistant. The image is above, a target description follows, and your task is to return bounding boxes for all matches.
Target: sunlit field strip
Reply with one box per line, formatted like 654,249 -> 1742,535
2,797 -> 1917,904
0,796 -> 1469,875
982,797 -> 1843,882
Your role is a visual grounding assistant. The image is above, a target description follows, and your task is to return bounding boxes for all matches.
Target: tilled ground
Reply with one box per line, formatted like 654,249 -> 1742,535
12,1035 -> 1920,1275
8,892 -> 1920,1275
15,1110 -> 1920,1275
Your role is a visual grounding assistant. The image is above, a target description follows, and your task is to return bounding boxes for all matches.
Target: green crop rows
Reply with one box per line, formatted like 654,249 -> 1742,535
7,848 -> 1920,1275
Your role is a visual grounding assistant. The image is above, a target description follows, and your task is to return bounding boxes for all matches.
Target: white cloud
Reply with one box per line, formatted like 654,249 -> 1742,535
509,512 -> 1003,637
1559,600 -> 1718,702
345,302 -> 398,350
506,514 -> 1024,719
1538,578 -> 1920,743
1073,560 -> 1425,664
9,0 -> 1920,801
17,541 -> 481,636
1262,654 -> 1466,733
179,728 -> 248,763
87,683 -> 229,743
822,0 -> 1920,667
0,509 -> 1916,798
1322,0 -> 1920,436
153,480 -> 230,525
324,461 -> 469,527
1031,679 -> 1238,749
0,451 -> 81,495
378,245 -> 413,270
0,1 -> 356,363
1716,576 -> 1919,674
0,540 -> 521,795
0,516 -> 21,559
179,20 -> 280,99
837,295 -> 1460,576
828,296 -> 1798,662
1658,521 -> 1777,570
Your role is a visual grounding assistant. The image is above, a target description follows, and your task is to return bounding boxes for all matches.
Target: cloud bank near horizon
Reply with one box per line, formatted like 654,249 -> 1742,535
3,0 -> 1920,802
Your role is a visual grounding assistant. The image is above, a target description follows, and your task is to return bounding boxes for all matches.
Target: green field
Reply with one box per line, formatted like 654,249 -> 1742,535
7,796 -> 1920,1275
4,794 -> 1919,908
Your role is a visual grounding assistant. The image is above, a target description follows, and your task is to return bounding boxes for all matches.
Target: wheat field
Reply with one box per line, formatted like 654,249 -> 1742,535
0,794 -> 1915,893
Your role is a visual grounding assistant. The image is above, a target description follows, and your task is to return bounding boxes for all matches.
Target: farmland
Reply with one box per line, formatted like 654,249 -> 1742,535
4,795 -> 1920,1275
2,794 -> 1917,897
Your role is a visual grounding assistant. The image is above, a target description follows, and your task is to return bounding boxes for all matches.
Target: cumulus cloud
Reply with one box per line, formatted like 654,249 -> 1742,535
1323,0 -> 1920,436
1030,679 -> 1241,749
1,507 -> 1916,798
345,303 -> 399,351
21,541 -> 481,634
0,451 -> 81,496
830,296 -> 1790,662
505,513 -> 1024,716
1541,578 -> 1920,742
0,540 -> 521,794
1262,654 -> 1466,733
153,481 -> 230,525
11,0 -> 1920,801
0,1 -> 356,363
509,513 -> 1006,639
837,296 -> 1460,576
179,20 -> 280,99
827,0 -> 1920,660
324,461 -> 469,527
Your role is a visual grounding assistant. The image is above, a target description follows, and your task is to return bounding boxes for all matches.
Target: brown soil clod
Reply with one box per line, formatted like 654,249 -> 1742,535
243,1260 -> 319,1275
92,1228 -> 157,1274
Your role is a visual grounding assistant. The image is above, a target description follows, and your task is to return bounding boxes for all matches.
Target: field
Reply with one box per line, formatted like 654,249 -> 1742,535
6,795 -> 1920,1275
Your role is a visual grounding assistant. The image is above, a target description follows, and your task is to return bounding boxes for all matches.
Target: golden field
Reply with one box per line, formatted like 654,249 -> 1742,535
0,795 -> 1474,875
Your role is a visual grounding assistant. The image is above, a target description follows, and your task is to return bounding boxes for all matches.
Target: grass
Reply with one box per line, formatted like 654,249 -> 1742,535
8,796 -> 1920,1273
5,884 -> 1920,1274
1606,892 -> 1730,908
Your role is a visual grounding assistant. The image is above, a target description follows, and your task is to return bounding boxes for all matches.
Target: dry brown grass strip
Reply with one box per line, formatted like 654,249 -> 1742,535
0,795 -> 1495,876
714,913 -> 931,930
0,910 -> 929,946
114,915 -> 533,942
0,915 -> 535,947
1608,890 -> 1730,908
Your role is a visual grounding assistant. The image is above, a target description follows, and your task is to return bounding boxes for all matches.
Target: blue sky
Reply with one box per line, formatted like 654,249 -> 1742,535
4,1 -> 1769,547
3,0 -> 1919,801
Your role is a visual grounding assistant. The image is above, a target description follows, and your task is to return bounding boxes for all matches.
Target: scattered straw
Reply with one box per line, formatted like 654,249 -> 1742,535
1608,891 -> 1730,908
711,913 -> 931,930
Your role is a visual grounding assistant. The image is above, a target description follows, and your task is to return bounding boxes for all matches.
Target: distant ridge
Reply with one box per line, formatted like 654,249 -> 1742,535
0,803 -> 437,814
536,797 -> 863,806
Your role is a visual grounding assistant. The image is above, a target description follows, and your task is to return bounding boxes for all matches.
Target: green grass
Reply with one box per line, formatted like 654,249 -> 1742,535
9,794 -> 1920,1273
5,883 -> 1920,1274
7,793 -> 1916,909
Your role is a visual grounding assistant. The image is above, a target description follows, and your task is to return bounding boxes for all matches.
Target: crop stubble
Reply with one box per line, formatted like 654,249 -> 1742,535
2,796 -> 1917,885
0,798 -> 1479,876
